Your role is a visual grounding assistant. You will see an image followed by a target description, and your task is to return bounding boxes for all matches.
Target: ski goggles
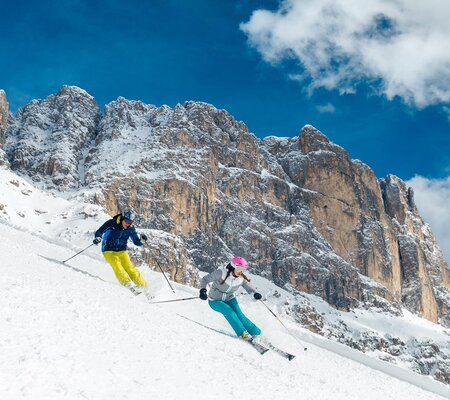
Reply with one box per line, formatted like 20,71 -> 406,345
231,265 -> 247,273
123,218 -> 134,224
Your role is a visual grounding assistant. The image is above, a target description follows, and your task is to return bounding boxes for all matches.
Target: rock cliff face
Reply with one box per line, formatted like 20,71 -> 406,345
0,89 -> 10,167
294,126 -> 402,301
0,89 -> 8,145
4,86 -> 450,328
266,126 -> 450,325
380,175 -> 450,326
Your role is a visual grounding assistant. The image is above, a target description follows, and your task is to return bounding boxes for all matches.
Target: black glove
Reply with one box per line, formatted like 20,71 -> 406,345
199,288 -> 208,300
141,234 -> 148,242
93,237 -> 101,245
254,292 -> 262,300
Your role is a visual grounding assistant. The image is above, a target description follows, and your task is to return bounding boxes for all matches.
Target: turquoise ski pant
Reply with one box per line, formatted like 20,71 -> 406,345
208,297 -> 261,337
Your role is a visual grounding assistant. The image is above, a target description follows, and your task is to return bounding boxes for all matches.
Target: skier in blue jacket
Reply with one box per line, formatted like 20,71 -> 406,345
94,209 -> 148,295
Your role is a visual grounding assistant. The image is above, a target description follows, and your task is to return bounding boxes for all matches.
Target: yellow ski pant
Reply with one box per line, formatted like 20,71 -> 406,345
103,251 -> 148,288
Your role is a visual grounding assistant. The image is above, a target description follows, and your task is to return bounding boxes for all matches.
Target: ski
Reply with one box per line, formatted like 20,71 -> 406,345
249,339 -> 270,355
38,254 -> 107,282
177,314 -> 269,355
39,254 -> 153,298
128,286 -> 144,296
259,339 -> 295,360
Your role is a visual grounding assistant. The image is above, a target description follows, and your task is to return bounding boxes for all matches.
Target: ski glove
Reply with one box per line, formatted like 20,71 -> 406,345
253,292 -> 262,300
93,237 -> 102,245
199,288 -> 208,300
141,234 -> 148,242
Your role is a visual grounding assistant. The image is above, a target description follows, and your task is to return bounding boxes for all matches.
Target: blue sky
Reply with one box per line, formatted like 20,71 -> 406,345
0,0 -> 449,181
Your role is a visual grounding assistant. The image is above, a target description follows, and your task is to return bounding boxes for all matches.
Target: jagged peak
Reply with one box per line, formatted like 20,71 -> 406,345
105,96 -> 156,113
156,104 -> 172,112
181,101 -> 236,121
114,96 -> 148,106
57,85 -> 94,99
0,90 -> 8,114
13,87 -> 100,120
182,100 -> 217,111
380,174 -> 420,220
179,100 -> 249,135
299,124 -> 330,143
0,90 -> 8,148
298,124 -> 349,157
382,174 -> 407,190
0,90 -> 7,107
14,86 -> 98,115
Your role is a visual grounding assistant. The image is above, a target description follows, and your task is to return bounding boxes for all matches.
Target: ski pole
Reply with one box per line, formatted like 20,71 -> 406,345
259,299 -> 290,330
148,296 -> 198,305
258,299 -> 308,351
142,241 -> 176,294
154,257 -> 176,294
62,243 -> 95,264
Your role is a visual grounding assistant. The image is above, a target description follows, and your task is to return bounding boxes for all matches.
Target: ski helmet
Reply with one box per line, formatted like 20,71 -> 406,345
230,256 -> 248,271
122,209 -> 136,222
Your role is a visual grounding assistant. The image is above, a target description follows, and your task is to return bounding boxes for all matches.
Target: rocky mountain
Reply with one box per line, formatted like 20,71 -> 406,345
2,86 -> 450,383
4,86 -> 100,189
2,85 -> 449,324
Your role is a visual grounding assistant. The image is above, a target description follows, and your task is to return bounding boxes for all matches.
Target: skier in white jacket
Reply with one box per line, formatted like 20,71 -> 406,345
199,256 -> 262,341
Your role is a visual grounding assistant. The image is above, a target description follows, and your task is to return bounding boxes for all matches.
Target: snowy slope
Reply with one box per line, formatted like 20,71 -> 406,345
1,168 -> 450,399
0,169 -> 111,249
0,226 -> 450,399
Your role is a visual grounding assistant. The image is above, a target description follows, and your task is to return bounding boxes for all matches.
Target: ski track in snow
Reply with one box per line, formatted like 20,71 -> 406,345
1,223 -> 450,400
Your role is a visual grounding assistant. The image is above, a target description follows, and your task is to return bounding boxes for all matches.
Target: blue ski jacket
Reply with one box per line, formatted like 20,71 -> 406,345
94,214 -> 144,252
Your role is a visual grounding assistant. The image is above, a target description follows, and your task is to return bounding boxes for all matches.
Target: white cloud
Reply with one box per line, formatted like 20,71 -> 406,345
316,103 -> 336,113
407,175 -> 450,264
444,106 -> 450,122
241,0 -> 450,108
